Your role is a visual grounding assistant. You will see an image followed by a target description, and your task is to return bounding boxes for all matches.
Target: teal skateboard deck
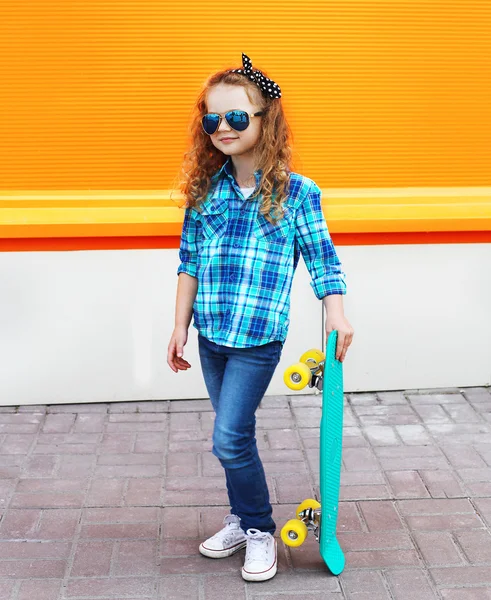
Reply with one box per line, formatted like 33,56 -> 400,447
319,330 -> 345,574
281,330 -> 345,575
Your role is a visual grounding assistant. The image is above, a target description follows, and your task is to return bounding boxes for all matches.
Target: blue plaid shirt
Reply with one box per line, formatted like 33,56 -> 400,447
177,160 -> 346,348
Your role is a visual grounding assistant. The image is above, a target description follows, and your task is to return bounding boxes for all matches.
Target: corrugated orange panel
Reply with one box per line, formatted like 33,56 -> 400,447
0,1 -> 490,190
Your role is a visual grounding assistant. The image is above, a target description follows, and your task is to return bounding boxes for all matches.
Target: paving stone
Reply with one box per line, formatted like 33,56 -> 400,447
267,429 -> 299,450
48,403 -> 109,413
420,470 -> 465,498
385,569 -> 439,599
413,531 -> 464,566
109,400 -> 169,413
160,552 -> 243,575
348,393 -> 379,406
441,589 -> 491,599
70,540 -> 113,576
36,509 -> 81,539
442,445 -> 487,469
342,447 -> 380,471
354,405 -> 420,426
359,500 -> 405,531
114,540 -> 158,575
289,394 -> 322,408
86,478 -> 124,507
340,570 -> 391,599
407,393 -> 467,405
376,391 -> 409,405
65,577 -> 156,597
161,507 -> 199,539
125,478 -> 162,506
0,579 -> 15,599
0,559 -> 66,578
22,455 -> 57,478
1,434 -> 37,454
16,579 -> 63,600
0,541 -> 70,559
58,455 -> 95,478
134,432 -> 166,453
364,426 -> 400,446
431,566 -> 491,586
375,445 -> 449,471
107,421 -> 167,432
167,452 -> 199,477
84,506 -> 158,523
454,529 -> 491,563
340,485 -> 391,501
461,388 -> 491,403
386,470 -> 429,499
99,433 -> 135,454
395,424 -> 433,445
158,574 -> 200,600
80,522 -> 158,540
73,413 -> 106,432
203,573 -> 247,600
42,413 -> 75,433
169,399 -> 213,412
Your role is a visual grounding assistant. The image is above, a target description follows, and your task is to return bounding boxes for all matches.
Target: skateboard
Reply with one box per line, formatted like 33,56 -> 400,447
280,330 -> 345,575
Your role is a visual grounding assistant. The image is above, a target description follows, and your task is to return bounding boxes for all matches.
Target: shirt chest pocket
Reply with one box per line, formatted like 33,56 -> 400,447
253,205 -> 295,244
198,202 -> 229,241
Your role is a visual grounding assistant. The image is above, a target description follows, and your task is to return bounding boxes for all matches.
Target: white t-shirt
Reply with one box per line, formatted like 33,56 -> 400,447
240,186 -> 255,199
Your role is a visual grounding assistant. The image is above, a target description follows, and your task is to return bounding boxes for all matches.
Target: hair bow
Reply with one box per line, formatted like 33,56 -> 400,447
232,53 -> 282,100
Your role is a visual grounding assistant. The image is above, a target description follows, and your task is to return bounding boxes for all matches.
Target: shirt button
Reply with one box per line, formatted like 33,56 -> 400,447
233,242 -> 240,248
229,273 -> 235,282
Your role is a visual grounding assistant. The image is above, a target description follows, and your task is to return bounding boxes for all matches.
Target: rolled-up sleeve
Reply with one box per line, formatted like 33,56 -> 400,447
295,185 -> 347,299
177,207 -> 200,278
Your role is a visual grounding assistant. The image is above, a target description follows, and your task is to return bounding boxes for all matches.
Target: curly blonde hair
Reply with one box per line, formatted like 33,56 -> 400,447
181,68 -> 293,222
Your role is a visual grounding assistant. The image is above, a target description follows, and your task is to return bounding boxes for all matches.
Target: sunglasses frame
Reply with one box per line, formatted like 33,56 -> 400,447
201,110 -> 264,135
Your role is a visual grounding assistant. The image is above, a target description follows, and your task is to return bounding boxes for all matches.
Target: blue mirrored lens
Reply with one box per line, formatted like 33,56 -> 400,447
202,114 -> 220,135
226,110 -> 249,131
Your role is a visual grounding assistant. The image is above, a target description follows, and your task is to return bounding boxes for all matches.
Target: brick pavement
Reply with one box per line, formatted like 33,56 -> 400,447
0,387 -> 491,599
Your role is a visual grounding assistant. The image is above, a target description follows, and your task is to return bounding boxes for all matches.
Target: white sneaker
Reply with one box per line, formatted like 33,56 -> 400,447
241,528 -> 277,582
199,514 -> 247,558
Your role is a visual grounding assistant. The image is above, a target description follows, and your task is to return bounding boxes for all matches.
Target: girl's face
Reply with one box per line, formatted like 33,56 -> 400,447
205,83 -> 263,158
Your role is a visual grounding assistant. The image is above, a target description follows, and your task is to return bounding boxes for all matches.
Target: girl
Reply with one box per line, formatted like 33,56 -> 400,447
167,54 -> 354,582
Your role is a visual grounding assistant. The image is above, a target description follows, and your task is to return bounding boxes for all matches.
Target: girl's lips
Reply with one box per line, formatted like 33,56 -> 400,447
219,137 -> 238,143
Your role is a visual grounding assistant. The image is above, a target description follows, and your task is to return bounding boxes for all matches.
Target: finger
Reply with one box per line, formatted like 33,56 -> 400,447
167,340 -> 178,373
336,331 -> 346,361
175,358 -> 191,370
340,330 -> 353,362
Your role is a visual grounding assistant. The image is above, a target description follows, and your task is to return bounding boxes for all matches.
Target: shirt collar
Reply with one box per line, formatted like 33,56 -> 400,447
211,158 -> 262,188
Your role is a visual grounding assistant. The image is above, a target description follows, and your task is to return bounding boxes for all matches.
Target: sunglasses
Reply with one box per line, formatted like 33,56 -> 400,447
201,110 -> 264,135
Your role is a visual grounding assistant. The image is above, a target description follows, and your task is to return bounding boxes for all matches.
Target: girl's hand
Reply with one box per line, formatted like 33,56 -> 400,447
323,295 -> 354,362
326,314 -> 354,363
167,326 -> 192,373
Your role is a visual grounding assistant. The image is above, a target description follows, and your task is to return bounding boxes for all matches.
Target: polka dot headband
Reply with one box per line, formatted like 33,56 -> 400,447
231,53 -> 282,100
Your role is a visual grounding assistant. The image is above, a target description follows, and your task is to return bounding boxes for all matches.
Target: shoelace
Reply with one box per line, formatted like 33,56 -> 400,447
245,529 -> 271,562
212,516 -> 242,546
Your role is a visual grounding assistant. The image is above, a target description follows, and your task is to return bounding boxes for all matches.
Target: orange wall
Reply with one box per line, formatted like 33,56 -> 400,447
1,1 -> 490,190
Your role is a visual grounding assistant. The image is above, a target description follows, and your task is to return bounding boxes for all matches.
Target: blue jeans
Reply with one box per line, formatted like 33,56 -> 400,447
198,334 -> 282,534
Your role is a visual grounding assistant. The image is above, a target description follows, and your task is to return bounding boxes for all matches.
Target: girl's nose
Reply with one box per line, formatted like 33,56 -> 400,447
217,117 -> 232,132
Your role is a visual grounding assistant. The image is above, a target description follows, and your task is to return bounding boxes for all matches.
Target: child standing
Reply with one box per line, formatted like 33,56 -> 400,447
167,54 -> 354,582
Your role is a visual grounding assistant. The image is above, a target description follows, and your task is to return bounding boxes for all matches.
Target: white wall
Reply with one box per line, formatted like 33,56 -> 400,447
0,244 -> 490,405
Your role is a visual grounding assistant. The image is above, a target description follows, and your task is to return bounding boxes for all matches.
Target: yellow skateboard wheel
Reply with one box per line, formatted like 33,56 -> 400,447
281,519 -> 308,547
296,498 -> 321,519
299,348 -> 325,373
283,362 -> 312,390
